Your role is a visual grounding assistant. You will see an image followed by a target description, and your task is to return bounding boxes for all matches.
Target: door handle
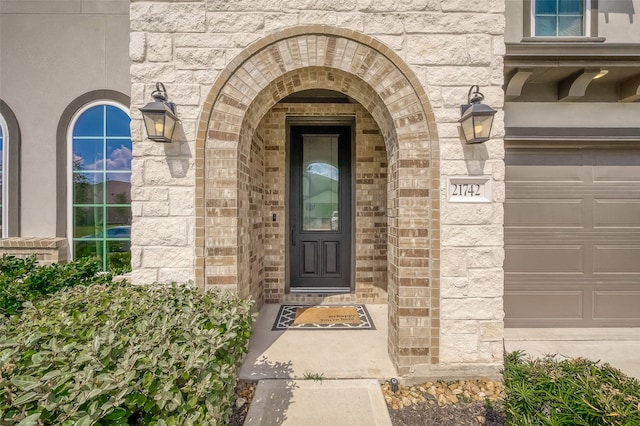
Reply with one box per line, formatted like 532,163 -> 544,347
291,226 -> 296,246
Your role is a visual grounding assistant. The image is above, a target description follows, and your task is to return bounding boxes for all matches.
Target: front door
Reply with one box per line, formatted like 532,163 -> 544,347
289,125 -> 351,291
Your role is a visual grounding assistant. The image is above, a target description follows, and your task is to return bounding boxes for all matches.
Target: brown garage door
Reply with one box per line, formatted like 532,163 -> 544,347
505,148 -> 640,327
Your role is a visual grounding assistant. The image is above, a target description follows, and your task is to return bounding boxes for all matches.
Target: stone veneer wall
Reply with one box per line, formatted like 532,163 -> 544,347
130,1 -> 505,378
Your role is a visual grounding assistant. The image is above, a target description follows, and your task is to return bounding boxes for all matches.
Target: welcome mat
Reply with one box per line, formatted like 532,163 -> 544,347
272,304 -> 375,330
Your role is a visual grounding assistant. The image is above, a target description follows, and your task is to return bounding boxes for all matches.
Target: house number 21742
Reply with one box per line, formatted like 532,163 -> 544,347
451,183 -> 481,197
447,177 -> 491,203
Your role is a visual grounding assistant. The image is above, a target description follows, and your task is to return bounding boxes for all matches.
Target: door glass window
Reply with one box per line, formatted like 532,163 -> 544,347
302,134 -> 339,231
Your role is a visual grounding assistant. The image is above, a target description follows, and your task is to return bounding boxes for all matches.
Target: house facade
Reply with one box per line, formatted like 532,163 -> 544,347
0,0 -> 638,379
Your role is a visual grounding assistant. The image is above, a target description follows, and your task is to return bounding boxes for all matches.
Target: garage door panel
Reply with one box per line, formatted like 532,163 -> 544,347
594,200 -> 640,228
505,291 -> 583,319
505,199 -> 583,227
593,152 -> 640,181
593,246 -> 640,274
506,152 -> 584,181
505,245 -> 584,273
593,292 -> 640,319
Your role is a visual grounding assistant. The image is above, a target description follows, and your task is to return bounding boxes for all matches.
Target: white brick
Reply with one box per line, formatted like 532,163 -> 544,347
130,63 -> 177,83
168,187 -> 195,216
284,0 -> 356,11
441,0 -> 492,12
157,268 -> 194,284
132,218 -> 189,246
131,268 -> 158,285
264,13 -> 300,33
174,33 -> 260,48
142,247 -> 194,268
206,13 -> 266,33
480,321 -> 504,341
441,224 -> 503,247
176,48 -> 226,70
207,0 -> 285,11
363,14 -> 404,34
131,187 -> 169,202
147,33 -> 173,62
442,203 -> 496,225
441,297 -> 503,321
130,32 -> 146,62
130,3 -> 206,33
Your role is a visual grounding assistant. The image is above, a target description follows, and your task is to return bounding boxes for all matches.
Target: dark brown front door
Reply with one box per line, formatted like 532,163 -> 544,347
289,126 -> 351,290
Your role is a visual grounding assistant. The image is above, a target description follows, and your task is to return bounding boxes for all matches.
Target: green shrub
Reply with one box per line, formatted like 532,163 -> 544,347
0,283 -> 254,425
504,351 -> 640,426
0,256 -> 114,317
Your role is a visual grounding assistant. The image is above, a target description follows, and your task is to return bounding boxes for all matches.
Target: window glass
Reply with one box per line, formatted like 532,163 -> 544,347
71,103 -> 131,272
535,0 -> 585,36
0,123 -> 3,237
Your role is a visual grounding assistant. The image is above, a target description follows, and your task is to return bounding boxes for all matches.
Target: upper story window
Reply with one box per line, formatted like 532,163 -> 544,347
68,101 -> 132,272
530,0 -> 598,38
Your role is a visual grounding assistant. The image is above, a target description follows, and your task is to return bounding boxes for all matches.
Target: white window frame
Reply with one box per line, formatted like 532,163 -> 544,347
66,100 -> 131,262
0,113 -> 8,239
531,0 -> 592,37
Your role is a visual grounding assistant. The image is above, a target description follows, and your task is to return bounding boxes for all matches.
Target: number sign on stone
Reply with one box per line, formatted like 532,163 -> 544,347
447,176 -> 492,203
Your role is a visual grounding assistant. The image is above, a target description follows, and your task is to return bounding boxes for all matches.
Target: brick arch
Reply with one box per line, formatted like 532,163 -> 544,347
196,26 -> 440,369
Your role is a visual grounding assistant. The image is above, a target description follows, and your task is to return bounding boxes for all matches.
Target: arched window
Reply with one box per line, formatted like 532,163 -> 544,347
0,113 -> 7,238
68,101 -> 131,272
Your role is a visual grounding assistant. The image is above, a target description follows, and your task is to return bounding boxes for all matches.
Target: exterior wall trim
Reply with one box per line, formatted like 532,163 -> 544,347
56,90 -> 130,239
0,99 -> 21,237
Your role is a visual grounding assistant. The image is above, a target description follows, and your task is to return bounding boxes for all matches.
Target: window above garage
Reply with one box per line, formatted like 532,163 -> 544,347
524,0 -> 601,41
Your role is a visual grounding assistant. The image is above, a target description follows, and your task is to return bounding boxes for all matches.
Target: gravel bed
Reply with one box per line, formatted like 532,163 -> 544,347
382,379 -> 506,426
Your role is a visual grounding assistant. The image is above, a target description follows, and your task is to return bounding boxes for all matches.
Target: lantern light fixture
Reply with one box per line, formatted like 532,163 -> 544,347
459,85 -> 497,144
139,82 -> 180,143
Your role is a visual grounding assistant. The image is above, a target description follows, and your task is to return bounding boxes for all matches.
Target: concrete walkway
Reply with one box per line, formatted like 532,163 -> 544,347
239,304 -> 395,426
504,328 -> 640,380
239,304 -> 640,425
243,379 -> 392,426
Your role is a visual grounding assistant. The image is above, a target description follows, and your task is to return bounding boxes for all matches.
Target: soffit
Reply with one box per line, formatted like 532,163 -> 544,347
504,42 -> 640,102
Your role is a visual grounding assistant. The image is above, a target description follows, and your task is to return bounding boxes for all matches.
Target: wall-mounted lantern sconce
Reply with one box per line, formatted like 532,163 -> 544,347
459,85 -> 497,144
139,82 -> 179,143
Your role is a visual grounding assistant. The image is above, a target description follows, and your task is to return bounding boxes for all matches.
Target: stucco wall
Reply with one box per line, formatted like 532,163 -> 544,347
130,0 -> 505,376
0,0 -> 130,238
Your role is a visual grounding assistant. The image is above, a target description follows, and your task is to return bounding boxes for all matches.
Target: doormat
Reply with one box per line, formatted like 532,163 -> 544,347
272,304 -> 375,330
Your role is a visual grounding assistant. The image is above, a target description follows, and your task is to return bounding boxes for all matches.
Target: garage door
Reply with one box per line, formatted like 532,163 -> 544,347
505,148 -> 640,327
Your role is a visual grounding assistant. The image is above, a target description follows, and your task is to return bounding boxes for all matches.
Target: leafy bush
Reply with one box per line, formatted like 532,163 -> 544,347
0,256 -> 114,317
0,283 -> 254,425
504,351 -> 640,425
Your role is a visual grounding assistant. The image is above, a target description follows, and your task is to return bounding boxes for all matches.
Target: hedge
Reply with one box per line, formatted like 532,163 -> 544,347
0,256 -> 113,317
0,283 -> 254,425
504,351 -> 640,426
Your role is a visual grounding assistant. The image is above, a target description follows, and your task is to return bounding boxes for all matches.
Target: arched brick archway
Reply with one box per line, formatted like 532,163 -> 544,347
195,26 -> 441,370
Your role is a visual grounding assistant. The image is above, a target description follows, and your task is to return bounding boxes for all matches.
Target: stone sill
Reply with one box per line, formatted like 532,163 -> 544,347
0,237 -> 68,249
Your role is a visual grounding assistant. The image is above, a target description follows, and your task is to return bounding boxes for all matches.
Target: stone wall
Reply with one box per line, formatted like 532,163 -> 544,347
130,0 -> 505,377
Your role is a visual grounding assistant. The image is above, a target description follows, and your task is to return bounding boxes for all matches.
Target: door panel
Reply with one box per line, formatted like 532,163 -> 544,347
290,126 -> 351,290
